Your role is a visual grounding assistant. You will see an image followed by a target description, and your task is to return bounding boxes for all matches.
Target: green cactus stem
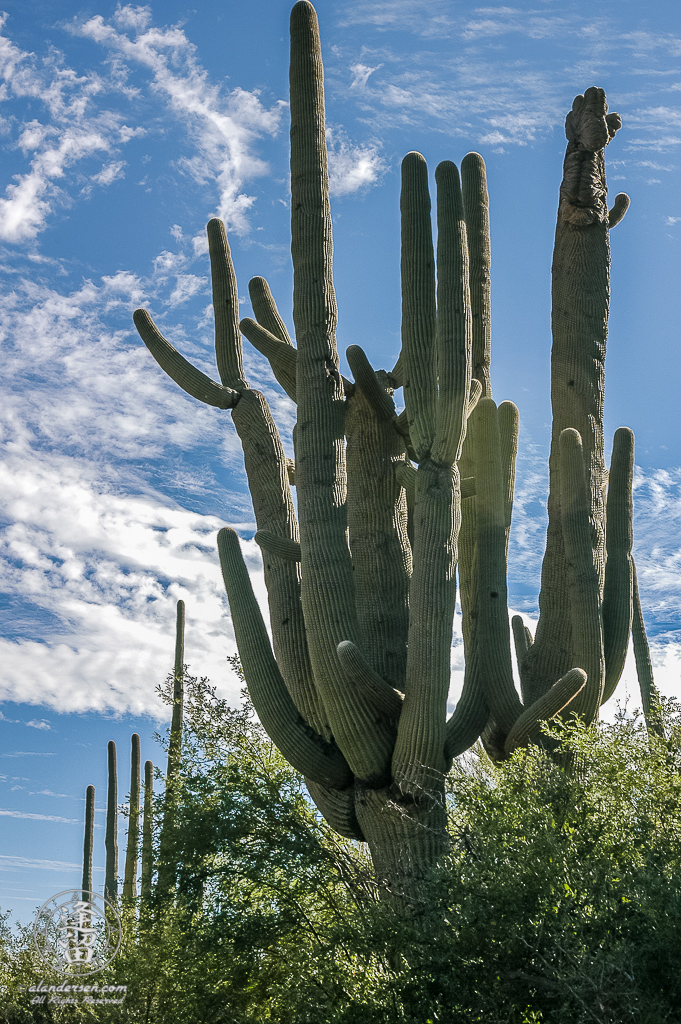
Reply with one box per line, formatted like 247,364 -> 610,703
157,600 -> 185,899
105,741 -> 118,902
123,733 -> 140,901
81,784 -> 95,900
632,562 -> 664,739
141,760 -> 154,901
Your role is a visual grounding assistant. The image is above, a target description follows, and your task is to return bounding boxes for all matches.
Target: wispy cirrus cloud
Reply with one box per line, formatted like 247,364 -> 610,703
74,4 -> 285,235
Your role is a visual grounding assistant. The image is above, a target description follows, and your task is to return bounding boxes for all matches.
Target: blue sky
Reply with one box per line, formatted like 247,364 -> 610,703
0,0 -> 680,923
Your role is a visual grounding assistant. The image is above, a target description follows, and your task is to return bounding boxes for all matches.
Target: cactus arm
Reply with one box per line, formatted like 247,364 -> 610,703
512,615 -> 534,695
336,641 -> 403,718
499,401 -> 519,554
133,310 -> 239,409
82,784 -> 95,900
208,218 -> 247,389
141,760 -> 153,901
255,530 -> 302,562
601,427 -> 634,704
608,193 -> 630,229
503,668 -> 587,755
444,664 -> 490,762
345,369 -> 411,690
559,428 -> 605,718
346,345 -> 396,422
400,151 -> 436,460
461,153 -> 492,398
239,317 -> 298,401
631,561 -> 664,738
105,740 -> 118,902
248,276 -> 293,346
123,733 -> 141,901
432,160 -> 472,467
472,398 -> 523,732
305,780 -> 365,841
524,89 -> 622,703
218,528 -> 355,787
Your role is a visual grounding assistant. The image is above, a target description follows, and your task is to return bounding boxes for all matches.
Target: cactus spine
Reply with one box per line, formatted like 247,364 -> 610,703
141,759 -> 154,901
82,784 -> 95,899
134,3 -> 649,888
157,600 -> 185,898
104,740 -> 118,902
123,733 -> 141,901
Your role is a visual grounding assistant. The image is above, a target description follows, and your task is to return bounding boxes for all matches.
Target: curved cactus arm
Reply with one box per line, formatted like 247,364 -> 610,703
523,88 -> 622,705
249,275 -> 293,346
306,779 -> 365,841
133,310 -> 239,409
141,760 -> 154,902
608,192 -> 630,229
601,427 -> 634,704
345,369 -> 411,690
346,345 -> 396,423
82,784 -> 95,900
504,668 -> 587,756
472,398 -> 523,733
240,317 -> 297,401
468,378 -> 483,417
207,218 -> 247,389
559,428 -> 605,719
255,530 -> 301,562
631,561 -> 665,739
461,153 -> 492,398
123,733 -> 141,902
400,151 -> 437,460
444,661 -> 490,762
512,614 -> 533,695
218,528 -> 354,788
432,160 -> 472,466
105,740 -> 118,902
336,641 -> 403,718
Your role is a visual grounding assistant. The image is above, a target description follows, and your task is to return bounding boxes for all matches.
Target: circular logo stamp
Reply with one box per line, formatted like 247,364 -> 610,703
33,891 -> 122,975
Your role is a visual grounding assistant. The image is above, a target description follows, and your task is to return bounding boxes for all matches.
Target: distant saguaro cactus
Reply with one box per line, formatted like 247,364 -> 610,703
134,3 -> 652,888
123,733 -> 141,901
105,740 -> 118,901
157,600 -> 185,898
82,784 -> 95,900
141,759 -> 154,901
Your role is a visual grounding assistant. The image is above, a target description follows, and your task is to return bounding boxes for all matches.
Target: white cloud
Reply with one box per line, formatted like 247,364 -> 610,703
25,720 -> 51,731
169,273 -> 206,306
0,854 -> 80,871
75,11 -> 285,234
326,128 -> 384,195
0,808 -> 79,823
92,159 -> 125,185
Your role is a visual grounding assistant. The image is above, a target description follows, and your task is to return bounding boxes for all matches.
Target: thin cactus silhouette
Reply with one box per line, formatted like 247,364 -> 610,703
133,2 -> 655,887
157,599 -> 185,899
81,784 -> 95,900
141,759 -> 154,901
123,733 -> 141,901
104,740 -> 118,901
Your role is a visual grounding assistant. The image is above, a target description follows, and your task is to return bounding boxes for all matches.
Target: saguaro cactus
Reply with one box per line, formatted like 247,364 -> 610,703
134,3 -> 644,887
157,600 -> 185,898
141,759 -> 154,901
105,740 -> 118,901
123,733 -> 141,901
82,784 -> 95,900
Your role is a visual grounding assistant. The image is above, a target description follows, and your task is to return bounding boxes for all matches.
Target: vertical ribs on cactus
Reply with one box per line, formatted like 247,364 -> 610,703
105,740 -> 118,902
157,600 -> 185,899
133,2 -> 654,885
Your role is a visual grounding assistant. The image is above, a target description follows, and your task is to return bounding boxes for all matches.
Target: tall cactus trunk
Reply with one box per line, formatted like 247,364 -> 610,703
81,784 -> 95,900
133,1 -> 652,895
104,741 -> 118,902
141,759 -> 154,901
157,600 -> 184,899
123,733 -> 141,901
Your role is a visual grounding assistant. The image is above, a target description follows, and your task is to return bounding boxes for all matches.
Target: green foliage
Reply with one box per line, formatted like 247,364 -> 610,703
2,686 -> 680,1023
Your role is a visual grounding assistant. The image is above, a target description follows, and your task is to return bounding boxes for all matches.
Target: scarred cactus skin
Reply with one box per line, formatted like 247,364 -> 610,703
134,3 -> 654,890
